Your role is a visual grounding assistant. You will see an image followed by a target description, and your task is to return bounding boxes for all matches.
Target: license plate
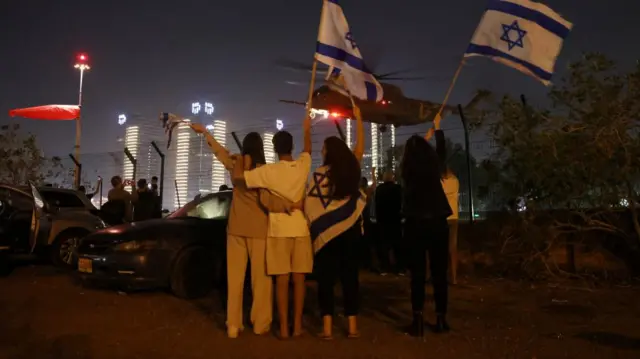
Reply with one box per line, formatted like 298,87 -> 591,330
78,258 -> 93,273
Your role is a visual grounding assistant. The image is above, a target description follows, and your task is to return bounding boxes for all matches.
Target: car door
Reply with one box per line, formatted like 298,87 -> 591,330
28,182 -> 49,252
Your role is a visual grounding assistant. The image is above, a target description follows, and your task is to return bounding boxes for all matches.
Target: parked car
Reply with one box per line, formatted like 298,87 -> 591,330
77,191 -> 230,299
0,183 -> 107,268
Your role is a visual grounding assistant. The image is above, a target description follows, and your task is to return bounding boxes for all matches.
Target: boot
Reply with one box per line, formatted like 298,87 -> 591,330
406,312 -> 425,338
434,314 -> 450,333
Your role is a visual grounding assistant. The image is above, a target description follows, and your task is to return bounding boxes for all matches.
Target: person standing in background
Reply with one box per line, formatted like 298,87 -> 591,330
359,168 -> 376,271
374,171 -> 403,275
133,178 -> 156,222
78,177 -> 102,201
427,127 -> 461,284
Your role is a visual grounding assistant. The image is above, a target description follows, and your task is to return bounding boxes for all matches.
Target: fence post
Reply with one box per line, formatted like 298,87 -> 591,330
68,154 -> 82,189
174,179 -> 181,208
457,104 -> 475,224
150,141 -> 165,206
123,147 -> 137,191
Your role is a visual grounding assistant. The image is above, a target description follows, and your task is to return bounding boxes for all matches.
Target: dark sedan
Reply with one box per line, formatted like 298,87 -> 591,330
77,191 -> 230,299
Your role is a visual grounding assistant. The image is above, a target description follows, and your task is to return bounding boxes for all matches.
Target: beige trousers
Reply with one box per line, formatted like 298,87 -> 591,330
226,234 -> 272,333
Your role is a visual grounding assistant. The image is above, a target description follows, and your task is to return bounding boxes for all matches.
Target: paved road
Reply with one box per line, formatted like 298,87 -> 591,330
1,265 -> 640,359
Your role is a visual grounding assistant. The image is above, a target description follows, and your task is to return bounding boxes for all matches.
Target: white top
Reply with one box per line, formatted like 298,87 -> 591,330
442,174 -> 459,220
244,153 -> 312,238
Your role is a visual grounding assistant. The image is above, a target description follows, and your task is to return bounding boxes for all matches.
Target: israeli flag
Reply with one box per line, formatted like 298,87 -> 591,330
465,0 -> 573,85
315,0 -> 383,101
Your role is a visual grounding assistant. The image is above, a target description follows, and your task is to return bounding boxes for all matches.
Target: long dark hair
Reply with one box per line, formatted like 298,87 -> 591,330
242,132 -> 266,169
323,136 -> 361,199
401,135 -> 444,190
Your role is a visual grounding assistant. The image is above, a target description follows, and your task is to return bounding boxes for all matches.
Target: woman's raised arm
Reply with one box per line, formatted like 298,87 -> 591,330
189,123 -> 233,170
303,113 -> 312,154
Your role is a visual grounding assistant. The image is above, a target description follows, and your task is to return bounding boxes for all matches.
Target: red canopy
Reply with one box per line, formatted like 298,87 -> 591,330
8,104 -> 80,120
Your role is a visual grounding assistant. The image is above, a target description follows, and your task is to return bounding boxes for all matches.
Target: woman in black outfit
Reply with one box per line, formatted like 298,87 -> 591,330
401,135 -> 453,337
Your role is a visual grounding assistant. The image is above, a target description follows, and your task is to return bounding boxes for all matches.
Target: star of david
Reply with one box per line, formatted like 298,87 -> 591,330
500,20 -> 527,51
308,171 -> 333,209
345,32 -> 358,50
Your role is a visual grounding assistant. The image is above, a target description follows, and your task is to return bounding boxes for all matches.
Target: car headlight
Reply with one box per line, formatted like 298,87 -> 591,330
115,240 -> 157,252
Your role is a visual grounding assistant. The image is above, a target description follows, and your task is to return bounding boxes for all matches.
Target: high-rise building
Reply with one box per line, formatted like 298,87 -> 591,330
264,132 -> 275,163
123,125 -> 139,192
211,119 -> 227,191
173,122 -> 191,209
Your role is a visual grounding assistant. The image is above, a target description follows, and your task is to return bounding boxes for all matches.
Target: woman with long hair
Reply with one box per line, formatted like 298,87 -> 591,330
401,133 -> 453,338
190,124 -> 297,339
304,106 -> 366,339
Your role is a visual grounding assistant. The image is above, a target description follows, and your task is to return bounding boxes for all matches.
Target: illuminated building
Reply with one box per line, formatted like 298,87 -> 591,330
123,125 -> 139,192
264,132 -> 275,163
173,122 -> 191,208
371,123 -> 379,170
211,120 -> 227,191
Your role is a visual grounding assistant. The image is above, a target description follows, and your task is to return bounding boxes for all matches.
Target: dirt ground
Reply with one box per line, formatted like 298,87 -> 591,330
1,265 -> 640,359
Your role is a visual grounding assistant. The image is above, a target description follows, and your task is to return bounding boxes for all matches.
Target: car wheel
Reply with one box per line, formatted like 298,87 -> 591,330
170,246 -> 216,299
50,229 -> 90,269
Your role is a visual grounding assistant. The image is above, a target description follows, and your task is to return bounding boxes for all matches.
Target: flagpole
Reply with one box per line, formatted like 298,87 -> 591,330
306,0 -> 327,112
431,59 -> 465,129
305,60 -> 319,111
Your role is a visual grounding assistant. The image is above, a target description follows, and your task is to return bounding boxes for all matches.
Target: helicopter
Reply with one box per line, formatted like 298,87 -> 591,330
278,60 -> 490,131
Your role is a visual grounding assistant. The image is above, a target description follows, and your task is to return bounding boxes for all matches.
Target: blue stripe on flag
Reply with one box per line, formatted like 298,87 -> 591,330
327,0 -> 340,4
309,195 -> 360,241
365,82 -> 377,101
487,0 -> 570,38
466,44 -> 552,81
316,42 -> 374,74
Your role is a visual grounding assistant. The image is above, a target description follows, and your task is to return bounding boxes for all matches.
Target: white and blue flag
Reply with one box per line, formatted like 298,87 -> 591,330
465,0 -> 573,85
315,0 -> 383,101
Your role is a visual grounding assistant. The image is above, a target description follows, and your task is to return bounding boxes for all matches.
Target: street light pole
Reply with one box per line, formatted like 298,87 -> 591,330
73,54 -> 90,188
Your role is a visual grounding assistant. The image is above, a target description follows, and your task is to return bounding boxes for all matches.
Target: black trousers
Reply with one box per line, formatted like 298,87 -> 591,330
404,216 -> 450,315
377,220 -> 403,272
315,224 -> 361,317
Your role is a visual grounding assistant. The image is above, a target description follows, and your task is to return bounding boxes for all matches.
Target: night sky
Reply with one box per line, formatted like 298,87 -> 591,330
1,0 -> 639,156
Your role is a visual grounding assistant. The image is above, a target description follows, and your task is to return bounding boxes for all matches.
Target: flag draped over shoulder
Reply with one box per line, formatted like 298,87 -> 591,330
315,0 -> 383,101
8,105 -> 80,120
159,113 -> 187,149
464,0 -> 572,85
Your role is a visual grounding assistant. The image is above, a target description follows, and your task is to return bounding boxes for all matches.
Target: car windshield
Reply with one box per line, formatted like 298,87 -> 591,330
169,192 -> 231,220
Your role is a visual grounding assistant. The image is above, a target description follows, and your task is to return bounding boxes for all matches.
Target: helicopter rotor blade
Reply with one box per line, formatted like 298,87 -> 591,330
375,69 -> 415,79
279,99 -> 307,106
275,59 -> 329,75
379,76 -> 428,81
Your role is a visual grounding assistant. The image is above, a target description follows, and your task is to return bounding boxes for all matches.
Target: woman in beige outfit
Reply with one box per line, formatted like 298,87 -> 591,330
190,125 -> 297,338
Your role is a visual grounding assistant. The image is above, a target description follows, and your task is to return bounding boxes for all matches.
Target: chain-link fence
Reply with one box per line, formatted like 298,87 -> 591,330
43,118 -> 499,217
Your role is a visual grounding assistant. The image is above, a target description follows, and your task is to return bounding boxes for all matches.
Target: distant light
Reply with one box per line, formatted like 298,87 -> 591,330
205,124 -> 214,131
381,100 -> 387,105
330,112 -> 340,118
118,114 -> 127,125
192,102 -> 201,115
79,55 -> 86,61
276,119 -> 283,130
204,102 -> 214,115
